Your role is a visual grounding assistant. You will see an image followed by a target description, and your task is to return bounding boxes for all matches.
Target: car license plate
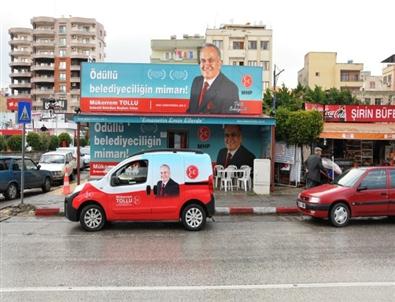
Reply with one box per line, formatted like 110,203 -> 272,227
297,201 -> 306,209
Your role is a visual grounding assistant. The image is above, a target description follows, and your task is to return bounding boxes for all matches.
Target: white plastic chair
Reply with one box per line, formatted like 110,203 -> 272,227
237,166 -> 252,191
220,166 -> 236,192
213,164 -> 224,189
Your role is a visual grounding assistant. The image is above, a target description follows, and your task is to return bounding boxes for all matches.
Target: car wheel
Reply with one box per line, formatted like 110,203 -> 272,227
181,204 -> 206,231
80,204 -> 106,232
4,183 -> 19,200
42,177 -> 51,193
330,203 -> 350,227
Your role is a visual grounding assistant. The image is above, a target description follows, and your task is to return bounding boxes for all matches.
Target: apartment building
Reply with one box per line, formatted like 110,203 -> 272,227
9,16 -> 105,113
382,54 -> 395,91
150,34 -> 205,64
298,52 -> 363,92
206,23 -> 272,91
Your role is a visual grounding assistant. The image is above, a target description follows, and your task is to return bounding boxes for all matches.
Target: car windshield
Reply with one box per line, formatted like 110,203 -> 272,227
333,168 -> 366,187
40,154 -> 65,164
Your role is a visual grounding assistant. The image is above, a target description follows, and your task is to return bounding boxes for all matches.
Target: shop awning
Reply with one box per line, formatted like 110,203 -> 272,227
320,122 -> 395,140
74,113 -> 276,126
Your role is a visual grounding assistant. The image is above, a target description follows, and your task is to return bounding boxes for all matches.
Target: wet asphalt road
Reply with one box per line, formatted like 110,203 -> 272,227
1,215 -> 395,301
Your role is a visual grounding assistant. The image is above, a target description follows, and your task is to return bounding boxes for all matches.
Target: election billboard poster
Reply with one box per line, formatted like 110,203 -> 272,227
80,62 -> 263,115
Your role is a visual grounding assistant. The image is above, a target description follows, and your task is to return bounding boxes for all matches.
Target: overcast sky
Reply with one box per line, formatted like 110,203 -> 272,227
1,0 -> 394,89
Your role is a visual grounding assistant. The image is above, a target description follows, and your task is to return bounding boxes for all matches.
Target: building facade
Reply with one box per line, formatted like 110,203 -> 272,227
150,34 -> 205,64
9,16 -> 106,113
205,23 -> 272,91
298,52 -> 363,92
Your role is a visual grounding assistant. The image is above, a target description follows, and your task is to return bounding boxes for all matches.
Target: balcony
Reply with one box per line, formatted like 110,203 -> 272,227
70,65 -> 81,71
9,39 -> 31,46
70,53 -> 89,59
70,89 -> 81,95
10,72 -> 31,77
32,40 -> 55,47
31,76 -> 54,83
10,49 -> 31,56
9,28 -> 32,35
70,40 -> 96,48
31,64 -> 54,71
70,29 -> 96,36
31,88 -> 54,95
10,61 -> 31,67
32,52 -> 54,59
70,77 -> 80,83
10,82 -> 31,89
33,28 -> 55,36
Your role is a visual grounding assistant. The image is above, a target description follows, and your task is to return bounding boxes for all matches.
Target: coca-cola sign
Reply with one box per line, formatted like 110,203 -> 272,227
324,105 -> 345,122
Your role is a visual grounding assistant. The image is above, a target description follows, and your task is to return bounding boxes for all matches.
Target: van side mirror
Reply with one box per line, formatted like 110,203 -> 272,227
357,185 -> 368,192
111,175 -> 120,186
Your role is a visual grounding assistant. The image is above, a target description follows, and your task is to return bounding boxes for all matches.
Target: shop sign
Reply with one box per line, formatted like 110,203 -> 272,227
80,62 -> 263,115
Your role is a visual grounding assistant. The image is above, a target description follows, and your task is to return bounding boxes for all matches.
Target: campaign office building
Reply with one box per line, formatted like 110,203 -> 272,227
75,62 -> 275,191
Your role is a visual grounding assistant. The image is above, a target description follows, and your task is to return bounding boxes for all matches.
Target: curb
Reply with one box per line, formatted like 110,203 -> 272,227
34,206 -> 299,217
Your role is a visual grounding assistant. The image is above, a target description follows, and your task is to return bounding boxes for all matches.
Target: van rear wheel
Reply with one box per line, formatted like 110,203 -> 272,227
80,204 -> 106,231
181,204 -> 206,231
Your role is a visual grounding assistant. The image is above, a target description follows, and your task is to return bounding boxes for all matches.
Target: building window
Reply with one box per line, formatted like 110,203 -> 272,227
59,25 -> 66,33
59,38 -> 66,46
375,98 -> 382,105
263,81 -> 270,90
188,51 -> 193,59
59,84 -> 66,93
59,49 -> 66,57
247,60 -> 258,66
369,81 -> 375,89
248,41 -> 257,49
260,41 -> 269,50
59,61 -> 66,69
364,98 -> 371,104
212,40 -> 223,49
59,73 -> 66,81
232,41 -> 244,50
260,61 -> 270,71
315,72 -> 320,77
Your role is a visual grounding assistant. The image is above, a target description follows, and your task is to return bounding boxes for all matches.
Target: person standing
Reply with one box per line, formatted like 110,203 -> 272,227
304,147 -> 326,188
187,43 -> 240,114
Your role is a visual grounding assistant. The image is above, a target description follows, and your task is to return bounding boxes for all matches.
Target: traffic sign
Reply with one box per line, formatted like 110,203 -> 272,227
17,101 -> 31,124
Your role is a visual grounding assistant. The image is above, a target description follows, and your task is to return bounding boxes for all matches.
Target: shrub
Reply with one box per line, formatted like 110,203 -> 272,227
49,135 -> 59,150
27,132 -> 41,151
39,132 -> 51,151
79,137 -> 88,147
0,135 -> 7,151
7,135 -> 22,151
58,132 -> 72,147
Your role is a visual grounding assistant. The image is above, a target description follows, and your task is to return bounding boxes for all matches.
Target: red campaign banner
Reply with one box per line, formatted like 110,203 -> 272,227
304,102 -> 324,112
80,97 -> 262,115
7,98 -> 32,111
90,162 -> 118,177
345,105 -> 395,122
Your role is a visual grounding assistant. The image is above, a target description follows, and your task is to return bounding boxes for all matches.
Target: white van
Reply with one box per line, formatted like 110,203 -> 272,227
65,149 -> 215,231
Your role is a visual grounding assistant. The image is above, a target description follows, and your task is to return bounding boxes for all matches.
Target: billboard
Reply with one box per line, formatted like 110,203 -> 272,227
80,63 -> 263,115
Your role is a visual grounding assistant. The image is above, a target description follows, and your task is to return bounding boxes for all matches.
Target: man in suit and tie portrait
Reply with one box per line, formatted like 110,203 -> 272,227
187,43 -> 240,114
216,125 -> 256,171
156,164 -> 180,197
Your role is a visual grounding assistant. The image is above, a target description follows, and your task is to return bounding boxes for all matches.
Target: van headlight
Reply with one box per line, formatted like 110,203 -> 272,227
309,196 -> 320,203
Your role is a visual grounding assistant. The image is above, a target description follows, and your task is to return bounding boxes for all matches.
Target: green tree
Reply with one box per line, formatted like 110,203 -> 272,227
58,132 -> 72,147
7,135 -> 22,151
0,135 -> 7,151
49,135 -> 59,151
79,137 -> 88,147
27,132 -> 41,151
39,132 -> 51,151
286,110 -> 323,145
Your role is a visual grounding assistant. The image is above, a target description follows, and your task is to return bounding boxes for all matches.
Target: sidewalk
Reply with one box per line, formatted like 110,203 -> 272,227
32,183 -> 301,216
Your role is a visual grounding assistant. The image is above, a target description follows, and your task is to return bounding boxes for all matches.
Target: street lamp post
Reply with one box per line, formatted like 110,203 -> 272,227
272,64 -> 284,114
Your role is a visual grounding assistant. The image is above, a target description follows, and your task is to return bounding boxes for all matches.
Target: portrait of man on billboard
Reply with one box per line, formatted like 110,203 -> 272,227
187,43 -> 240,114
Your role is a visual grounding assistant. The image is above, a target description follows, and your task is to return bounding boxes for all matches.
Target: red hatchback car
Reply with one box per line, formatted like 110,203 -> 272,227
297,166 -> 395,227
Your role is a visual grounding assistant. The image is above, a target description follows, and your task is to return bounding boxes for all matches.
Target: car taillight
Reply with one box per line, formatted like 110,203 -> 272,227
208,175 -> 214,193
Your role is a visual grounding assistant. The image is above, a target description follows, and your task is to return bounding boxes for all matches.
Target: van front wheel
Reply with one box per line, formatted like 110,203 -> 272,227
80,204 -> 106,231
181,204 -> 206,231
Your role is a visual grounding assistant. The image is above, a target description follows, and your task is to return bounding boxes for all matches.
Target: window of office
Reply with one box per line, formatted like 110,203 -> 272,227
59,25 -> 66,34
59,73 -> 66,81
247,61 -> 258,66
260,41 -> 269,50
59,84 -> 66,93
59,61 -> 66,69
213,40 -> 223,49
59,49 -> 66,57
232,41 -> 244,49
248,41 -> 257,49
59,38 -> 66,46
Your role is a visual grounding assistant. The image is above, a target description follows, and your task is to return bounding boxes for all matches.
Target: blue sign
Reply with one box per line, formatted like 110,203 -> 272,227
17,101 -> 32,124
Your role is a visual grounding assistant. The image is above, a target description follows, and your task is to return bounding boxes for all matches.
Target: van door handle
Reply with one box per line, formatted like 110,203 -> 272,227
146,185 -> 151,195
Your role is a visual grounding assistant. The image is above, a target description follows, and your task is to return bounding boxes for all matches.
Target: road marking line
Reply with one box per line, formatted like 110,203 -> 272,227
1,282 -> 395,293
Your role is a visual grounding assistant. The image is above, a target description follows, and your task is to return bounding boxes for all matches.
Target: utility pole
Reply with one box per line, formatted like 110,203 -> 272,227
272,64 -> 284,114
